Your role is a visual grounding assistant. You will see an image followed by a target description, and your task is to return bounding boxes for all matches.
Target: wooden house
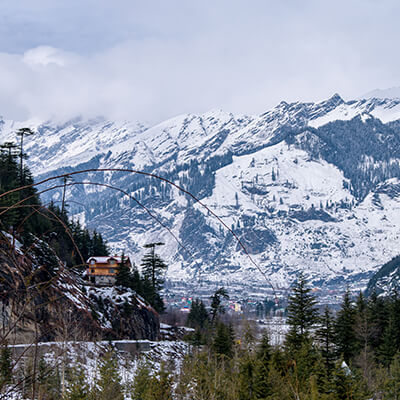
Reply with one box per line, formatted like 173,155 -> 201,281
86,255 -> 132,286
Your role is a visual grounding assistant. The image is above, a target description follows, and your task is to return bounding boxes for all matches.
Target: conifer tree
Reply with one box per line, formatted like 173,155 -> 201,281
64,368 -> 89,400
212,322 -> 235,358
186,299 -> 209,329
130,264 -> 143,295
316,306 -> 336,372
285,273 -> 318,351
210,287 -> 229,323
95,350 -> 124,400
328,360 -> 364,400
378,293 -> 400,366
335,289 -> 357,363
367,291 -> 389,352
131,362 -> 153,400
115,254 -> 133,288
253,332 -> 272,399
147,364 -> 173,400
141,243 -> 168,312
16,127 -> 34,184
141,243 -> 167,290
238,353 -> 257,400
257,331 -> 272,368
385,352 -> 400,399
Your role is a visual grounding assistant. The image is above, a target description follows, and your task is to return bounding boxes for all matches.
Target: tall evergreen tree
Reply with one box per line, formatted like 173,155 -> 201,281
335,289 -> 357,363
115,254 -> 133,288
141,244 -> 168,312
367,291 -> 389,352
212,322 -> 235,358
95,350 -> 124,400
16,127 -> 34,184
141,243 -> 167,290
378,292 -> 400,365
186,299 -> 209,329
316,306 -> 336,373
285,273 -> 318,351
210,287 -> 229,323
64,368 -> 89,400
384,352 -> 400,399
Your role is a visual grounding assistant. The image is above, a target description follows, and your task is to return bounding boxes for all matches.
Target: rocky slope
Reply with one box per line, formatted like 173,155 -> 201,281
0,232 -> 159,343
366,255 -> 400,296
2,94 -> 400,297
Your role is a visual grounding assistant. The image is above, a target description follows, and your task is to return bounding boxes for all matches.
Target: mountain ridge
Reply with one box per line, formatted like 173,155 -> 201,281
2,94 -> 400,299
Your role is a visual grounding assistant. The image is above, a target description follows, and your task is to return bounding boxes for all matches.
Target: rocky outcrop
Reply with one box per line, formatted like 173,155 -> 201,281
0,232 -> 159,343
88,286 -> 159,340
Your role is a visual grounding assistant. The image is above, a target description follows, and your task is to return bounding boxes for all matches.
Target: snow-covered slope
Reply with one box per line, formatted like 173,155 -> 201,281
2,94 -> 400,297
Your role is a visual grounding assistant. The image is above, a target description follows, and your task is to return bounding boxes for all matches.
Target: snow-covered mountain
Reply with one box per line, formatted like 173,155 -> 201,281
2,94 -> 400,298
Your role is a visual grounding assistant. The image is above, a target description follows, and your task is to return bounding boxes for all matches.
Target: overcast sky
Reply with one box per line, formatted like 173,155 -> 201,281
0,0 -> 399,123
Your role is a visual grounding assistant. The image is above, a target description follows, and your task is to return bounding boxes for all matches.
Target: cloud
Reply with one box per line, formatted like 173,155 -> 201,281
23,46 -> 78,68
0,1 -> 400,123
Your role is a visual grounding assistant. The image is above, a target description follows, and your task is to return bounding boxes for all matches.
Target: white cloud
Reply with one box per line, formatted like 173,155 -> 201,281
23,46 -> 78,68
0,1 -> 400,123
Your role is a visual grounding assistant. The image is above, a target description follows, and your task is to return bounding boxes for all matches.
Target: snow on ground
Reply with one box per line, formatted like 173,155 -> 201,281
10,339 -> 188,400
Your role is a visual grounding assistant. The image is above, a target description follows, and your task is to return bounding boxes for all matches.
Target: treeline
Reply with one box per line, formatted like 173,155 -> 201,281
177,277 -> 400,399
0,138 -> 109,267
3,279 -> 400,399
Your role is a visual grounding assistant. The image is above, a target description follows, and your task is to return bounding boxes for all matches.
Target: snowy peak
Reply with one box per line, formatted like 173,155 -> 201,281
3,93 -> 400,177
4,93 -> 400,296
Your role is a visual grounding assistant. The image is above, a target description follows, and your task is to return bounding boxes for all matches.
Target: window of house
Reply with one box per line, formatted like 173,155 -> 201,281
90,260 -> 95,265
109,268 -> 115,274
91,269 -> 95,274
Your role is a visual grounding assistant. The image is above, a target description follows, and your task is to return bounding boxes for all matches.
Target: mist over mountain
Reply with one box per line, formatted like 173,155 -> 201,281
360,87 -> 400,100
2,93 -> 400,299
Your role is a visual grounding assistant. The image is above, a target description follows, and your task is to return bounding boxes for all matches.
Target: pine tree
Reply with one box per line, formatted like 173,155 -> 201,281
141,243 -> 167,290
37,357 -> 61,399
64,368 -> 89,400
16,127 -> 34,184
131,362 -> 152,400
210,287 -> 229,323
253,332 -> 272,399
141,243 -> 168,312
130,264 -> 143,295
367,291 -> 389,353
95,350 -> 124,400
334,289 -> 357,363
384,352 -> 400,399
256,332 -> 272,368
328,360 -> 364,400
147,364 -> 173,400
212,322 -> 235,358
285,273 -> 318,351
316,306 -> 336,372
91,231 -> 109,256
378,293 -> 400,365
186,299 -> 209,329
238,353 -> 257,400
115,254 -> 133,288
